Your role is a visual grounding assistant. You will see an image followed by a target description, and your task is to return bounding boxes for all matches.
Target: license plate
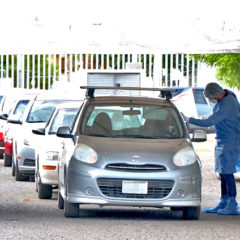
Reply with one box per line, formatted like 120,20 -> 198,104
122,180 -> 148,194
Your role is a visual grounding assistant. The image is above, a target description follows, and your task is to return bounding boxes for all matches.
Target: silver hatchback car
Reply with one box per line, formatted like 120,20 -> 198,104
57,86 -> 207,219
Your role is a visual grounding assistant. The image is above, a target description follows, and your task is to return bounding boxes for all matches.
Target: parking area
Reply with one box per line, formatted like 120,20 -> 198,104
1,133 -> 240,239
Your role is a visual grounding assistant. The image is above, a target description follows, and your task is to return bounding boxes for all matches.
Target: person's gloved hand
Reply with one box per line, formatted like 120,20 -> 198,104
181,112 -> 189,122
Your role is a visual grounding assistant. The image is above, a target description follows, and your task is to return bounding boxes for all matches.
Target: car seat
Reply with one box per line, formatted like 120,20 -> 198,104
90,112 -> 112,137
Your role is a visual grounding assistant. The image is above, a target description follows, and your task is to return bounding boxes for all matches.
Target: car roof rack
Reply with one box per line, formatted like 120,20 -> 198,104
80,86 -> 176,100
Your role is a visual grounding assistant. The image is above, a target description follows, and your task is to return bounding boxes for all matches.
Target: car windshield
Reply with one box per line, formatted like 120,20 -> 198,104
1,95 -> 18,115
80,104 -> 184,139
26,101 -> 63,123
49,108 -> 79,134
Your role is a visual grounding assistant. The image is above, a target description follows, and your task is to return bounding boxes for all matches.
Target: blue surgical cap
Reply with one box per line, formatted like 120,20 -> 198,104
204,82 -> 224,99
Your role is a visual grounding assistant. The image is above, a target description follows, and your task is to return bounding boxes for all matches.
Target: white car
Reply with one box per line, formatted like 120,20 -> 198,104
33,101 -> 82,199
4,92 -> 38,166
0,89 -> 37,159
11,90 -> 83,181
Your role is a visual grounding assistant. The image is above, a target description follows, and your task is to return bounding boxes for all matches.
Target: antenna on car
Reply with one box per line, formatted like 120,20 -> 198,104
80,86 -> 176,100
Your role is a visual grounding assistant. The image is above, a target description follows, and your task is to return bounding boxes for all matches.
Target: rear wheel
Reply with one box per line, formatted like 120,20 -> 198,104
4,154 -> 12,167
64,201 -> 79,218
182,207 -> 200,220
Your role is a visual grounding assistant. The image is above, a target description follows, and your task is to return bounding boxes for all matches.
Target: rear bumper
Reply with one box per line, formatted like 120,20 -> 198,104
0,140 -> 5,153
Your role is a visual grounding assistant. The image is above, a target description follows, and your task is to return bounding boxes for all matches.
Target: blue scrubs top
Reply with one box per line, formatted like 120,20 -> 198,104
189,90 -> 240,174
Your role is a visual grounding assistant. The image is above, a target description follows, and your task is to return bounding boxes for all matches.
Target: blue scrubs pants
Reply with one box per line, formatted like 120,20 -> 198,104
220,174 -> 237,198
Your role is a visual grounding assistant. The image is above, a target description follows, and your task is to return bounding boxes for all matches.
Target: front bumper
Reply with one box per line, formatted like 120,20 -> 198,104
18,146 -> 35,175
64,161 -> 202,208
40,160 -> 59,185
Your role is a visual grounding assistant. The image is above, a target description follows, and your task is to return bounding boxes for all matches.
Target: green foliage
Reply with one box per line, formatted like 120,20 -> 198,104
191,53 -> 240,89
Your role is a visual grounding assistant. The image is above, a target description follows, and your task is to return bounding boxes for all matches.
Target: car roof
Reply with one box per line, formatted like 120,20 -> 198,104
53,101 -> 83,109
35,89 -> 85,101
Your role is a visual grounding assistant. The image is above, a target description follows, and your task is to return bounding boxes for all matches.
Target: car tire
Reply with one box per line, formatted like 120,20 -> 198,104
15,160 -> 28,181
64,200 -> 79,218
58,190 -> 64,210
182,207 -> 200,220
0,152 -> 3,159
35,173 -> 38,192
38,179 -> 52,199
12,161 -> 15,176
4,154 -> 12,167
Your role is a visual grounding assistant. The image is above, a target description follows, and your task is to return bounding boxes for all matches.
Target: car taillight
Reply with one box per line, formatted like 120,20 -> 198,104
0,132 -> 4,141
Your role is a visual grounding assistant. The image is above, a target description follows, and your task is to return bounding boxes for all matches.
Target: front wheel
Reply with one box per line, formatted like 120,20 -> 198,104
58,191 -> 64,209
64,201 -> 79,218
15,160 -> 28,181
182,207 -> 200,220
12,161 -> 15,176
38,179 -> 52,199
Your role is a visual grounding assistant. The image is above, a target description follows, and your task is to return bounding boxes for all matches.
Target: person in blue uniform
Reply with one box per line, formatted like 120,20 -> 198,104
185,82 -> 240,215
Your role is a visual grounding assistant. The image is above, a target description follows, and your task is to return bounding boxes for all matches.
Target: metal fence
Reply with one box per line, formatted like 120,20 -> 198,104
0,53 -> 198,90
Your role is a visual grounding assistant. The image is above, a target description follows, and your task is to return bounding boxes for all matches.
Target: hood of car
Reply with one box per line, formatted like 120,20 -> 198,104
78,136 -> 192,170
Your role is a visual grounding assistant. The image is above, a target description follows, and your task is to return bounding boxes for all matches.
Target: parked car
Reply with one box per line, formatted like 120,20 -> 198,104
33,102 -> 82,199
11,90 -> 84,181
56,86 -> 207,219
3,93 -> 38,166
170,87 -> 215,133
0,89 -> 38,159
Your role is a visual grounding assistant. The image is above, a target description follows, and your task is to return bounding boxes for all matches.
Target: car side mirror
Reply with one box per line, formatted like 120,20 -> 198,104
7,114 -> 22,124
57,126 -> 77,144
191,130 -> 207,142
57,126 -> 72,138
0,113 -> 8,120
32,127 -> 45,135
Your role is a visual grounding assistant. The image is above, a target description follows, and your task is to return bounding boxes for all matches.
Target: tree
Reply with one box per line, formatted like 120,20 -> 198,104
191,53 -> 240,89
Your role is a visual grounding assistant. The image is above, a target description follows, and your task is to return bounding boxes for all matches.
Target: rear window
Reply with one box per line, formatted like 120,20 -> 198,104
80,104 -> 184,139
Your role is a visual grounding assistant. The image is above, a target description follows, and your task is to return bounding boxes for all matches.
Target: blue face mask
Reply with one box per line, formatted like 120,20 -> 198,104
208,98 -> 217,104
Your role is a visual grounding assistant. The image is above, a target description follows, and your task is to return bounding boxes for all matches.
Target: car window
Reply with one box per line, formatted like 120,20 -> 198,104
13,100 -> 29,116
49,108 -> 79,134
192,89 -> 207,104
26,101 -> 61,123
81,104 -> 184,139
193,89 -> 213,116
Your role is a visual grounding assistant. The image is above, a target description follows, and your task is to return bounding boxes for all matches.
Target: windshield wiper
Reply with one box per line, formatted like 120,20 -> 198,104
123,134 -> 157,139
26,120 -> 45,123
87,134 -> 109,137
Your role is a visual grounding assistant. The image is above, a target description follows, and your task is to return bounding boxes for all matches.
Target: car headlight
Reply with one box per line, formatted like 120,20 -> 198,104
173,146 -> 197,167
73,144 -> 98,164
44,151 -> 59,161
